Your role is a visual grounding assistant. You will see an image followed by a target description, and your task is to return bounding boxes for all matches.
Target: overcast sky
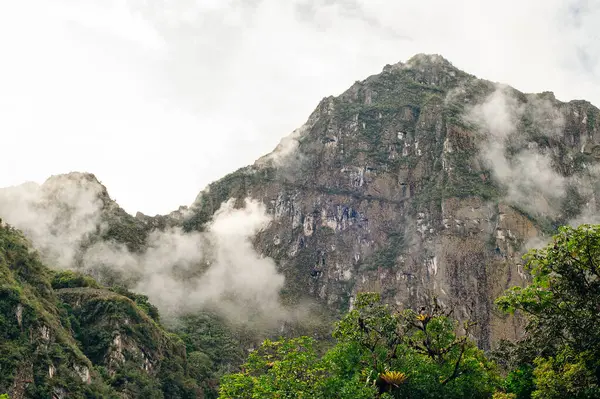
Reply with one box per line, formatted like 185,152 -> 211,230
0,0 -> 598,215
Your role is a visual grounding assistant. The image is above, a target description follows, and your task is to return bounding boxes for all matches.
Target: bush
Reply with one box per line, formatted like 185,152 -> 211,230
51,270 -> 100,289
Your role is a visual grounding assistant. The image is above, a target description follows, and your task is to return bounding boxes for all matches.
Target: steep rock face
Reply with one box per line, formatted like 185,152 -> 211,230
185,54 -> 600,349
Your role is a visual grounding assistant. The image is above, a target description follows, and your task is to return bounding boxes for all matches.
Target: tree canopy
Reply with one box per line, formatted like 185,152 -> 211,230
496,224 -> 600,398
219,224 -> 600,399
219,292 -> 498,398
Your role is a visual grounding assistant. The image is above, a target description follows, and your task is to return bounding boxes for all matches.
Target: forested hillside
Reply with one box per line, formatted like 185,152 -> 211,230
0,221 -> 244,398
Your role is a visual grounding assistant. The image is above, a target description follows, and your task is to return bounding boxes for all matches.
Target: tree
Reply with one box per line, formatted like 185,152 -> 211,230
219,293 -> 498,399
218,336 -> 330,399
497,224 -> 600,398
334,293 -> 498,398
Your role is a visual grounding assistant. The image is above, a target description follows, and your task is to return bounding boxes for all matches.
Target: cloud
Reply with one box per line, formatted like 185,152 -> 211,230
467,88 -> 567,217
0,176 -> 288,326
83,198 -> 287,325
0,173 -> 105,268
292,0 -> 409,39
186,199 -> 286,322
255,126 -> 304,168
466,86 -> 600,251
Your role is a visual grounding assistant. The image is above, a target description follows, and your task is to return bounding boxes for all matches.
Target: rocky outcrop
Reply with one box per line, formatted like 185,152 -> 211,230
55,287 -> 184,378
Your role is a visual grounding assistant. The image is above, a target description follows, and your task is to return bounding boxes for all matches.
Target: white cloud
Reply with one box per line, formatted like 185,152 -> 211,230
83,198 -> 287,325
467,87 -> 568,217
0,0 -> 598,214
0,173 -> 105,267
0,175 -> 288,324
468,86 -> 600,237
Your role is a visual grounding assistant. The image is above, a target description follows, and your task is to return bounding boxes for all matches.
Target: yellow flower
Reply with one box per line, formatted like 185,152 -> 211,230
379,371 -> 408,386
416,313 -> 430,322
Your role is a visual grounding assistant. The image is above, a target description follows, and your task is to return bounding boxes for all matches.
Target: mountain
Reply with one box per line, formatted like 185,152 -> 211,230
1,53 -> 600,397
181,54 -> 600,349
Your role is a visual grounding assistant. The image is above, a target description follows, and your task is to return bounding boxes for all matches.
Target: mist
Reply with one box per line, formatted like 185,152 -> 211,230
466,86 -> 600,247
467,87 -> 567,217
0,173 -> 105,268
0,175 -> 289,326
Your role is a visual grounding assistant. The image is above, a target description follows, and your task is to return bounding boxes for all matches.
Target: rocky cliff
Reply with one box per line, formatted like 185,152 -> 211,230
182,54 -> 600,350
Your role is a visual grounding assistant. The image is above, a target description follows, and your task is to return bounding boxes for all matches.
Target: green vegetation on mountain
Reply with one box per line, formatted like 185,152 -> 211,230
0,221 -> 202,398
495,224 -> 600,398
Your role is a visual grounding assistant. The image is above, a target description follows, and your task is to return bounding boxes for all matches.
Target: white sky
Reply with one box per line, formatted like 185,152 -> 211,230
0,0 -> 598,215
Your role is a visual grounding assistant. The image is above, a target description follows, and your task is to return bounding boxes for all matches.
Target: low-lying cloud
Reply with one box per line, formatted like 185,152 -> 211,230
0,173 -> 105,267
467,87 -> 566,217
85,199 -> 287,325
465,85 -> 600,247
0,174 -> 288,326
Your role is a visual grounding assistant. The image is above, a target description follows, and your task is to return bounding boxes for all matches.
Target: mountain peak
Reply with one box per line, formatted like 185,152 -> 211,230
406,53 -> 454,66
382,53 -> 457,73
